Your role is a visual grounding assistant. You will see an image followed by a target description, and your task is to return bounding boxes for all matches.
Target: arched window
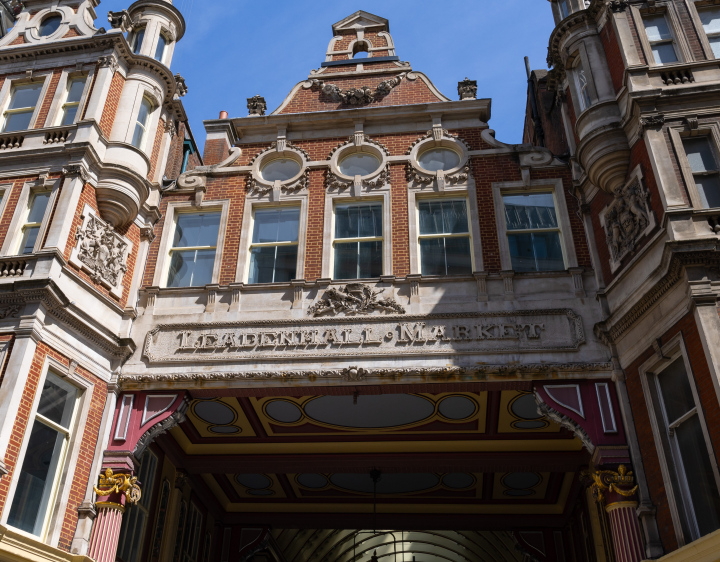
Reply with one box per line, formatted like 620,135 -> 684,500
131,97 -> 153,150
130,27 -> 146,55
154,33 -> 167,63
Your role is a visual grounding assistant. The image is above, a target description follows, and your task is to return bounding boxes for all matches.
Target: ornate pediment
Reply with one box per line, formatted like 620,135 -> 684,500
332,11 -> 389,33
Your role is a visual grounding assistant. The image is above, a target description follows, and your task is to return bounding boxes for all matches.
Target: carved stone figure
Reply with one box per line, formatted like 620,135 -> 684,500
604,178 -> 652,264
308,283 -> 405,316
309,73 -> 406,106
75,215 -> 129,289
247,95 -> 267,116
174,74 -> 188,97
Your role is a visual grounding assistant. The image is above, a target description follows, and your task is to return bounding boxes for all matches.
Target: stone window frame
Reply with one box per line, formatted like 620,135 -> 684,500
631,2 -> 694,66
638,332 -> 720,546
235,194 -> 309,285
668,120 -> 720,209
46,66 -> 96,128
23,6 -> 74,43
491,178 -> 579,272
152,199 -> 231,288
686,0 -> 720,61
248,144 -> 310,198
0,355 -> 94,547
321,138 -> 393,279
0,70 -> 55,133
405,135 -> 483,275
0,175 -> 60,257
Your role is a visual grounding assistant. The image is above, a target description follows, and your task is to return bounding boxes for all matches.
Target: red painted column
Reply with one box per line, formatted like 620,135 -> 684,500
592,465 -> 644,562
87,469 -> 141,562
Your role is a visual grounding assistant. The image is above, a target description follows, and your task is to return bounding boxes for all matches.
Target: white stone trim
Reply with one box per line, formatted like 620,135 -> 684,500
687,0 -> 720,61
153,199 -> 231,288
0,355 -> 94,548
249,144 -> 309,198
630,3 -> 692,66
0,175 -> 61,257
491,178 -> 578,271
638,333 -> 720,546
236,192 -> 308,284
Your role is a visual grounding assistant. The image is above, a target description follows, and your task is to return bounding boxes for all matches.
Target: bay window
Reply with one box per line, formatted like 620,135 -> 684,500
131,97 -> 153,150
333,202 -> 383,280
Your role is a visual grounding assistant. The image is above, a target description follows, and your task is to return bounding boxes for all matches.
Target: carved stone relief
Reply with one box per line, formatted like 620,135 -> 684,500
247,95 -> 267,116
304,73 -> 406,105
601,175 -> 655,270
246,142 -> 310,197
308,283 -> 405,316
70,206 -> 132,298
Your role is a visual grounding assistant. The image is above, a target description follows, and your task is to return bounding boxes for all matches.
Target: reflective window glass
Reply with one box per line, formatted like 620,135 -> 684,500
248,207 -> 300,284
154,34 -> 167,62
333,203 -> 382,280
338,152 -> 381,176
166,212 -> 221,288
260,158 -> 301,182
60,77 -> 86,126
683,137 -> 720,208
644,15 -> 678,65
3,83 -> 43,133
417,199 -> 472,276
39,15 -> 61,37
418,148 -> 461,172
131,98 -> 153,149
131,28 -> 145,54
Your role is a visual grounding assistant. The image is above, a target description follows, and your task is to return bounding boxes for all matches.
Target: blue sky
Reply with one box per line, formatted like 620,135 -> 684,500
95,0 -> 556,152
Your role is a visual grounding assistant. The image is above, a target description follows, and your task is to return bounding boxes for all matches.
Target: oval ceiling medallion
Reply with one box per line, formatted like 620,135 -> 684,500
194,401 -> 236,426
265,400 -> 303,423
438,396 -> 477,420
304,394 -> 435,429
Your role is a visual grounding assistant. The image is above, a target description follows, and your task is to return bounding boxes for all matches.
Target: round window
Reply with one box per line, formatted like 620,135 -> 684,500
418,148 -> 461,172
39,14 -> 62,37
338,152 -> 381,177
260,158 -> 301,182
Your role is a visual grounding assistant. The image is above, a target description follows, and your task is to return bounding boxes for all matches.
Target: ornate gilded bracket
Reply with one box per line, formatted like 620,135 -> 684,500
591,464 -> 638,504
93,468 -> 141,506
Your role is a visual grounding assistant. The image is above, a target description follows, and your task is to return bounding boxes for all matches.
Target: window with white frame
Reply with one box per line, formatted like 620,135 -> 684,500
6,373 -> 78,536
502,191 -> 565,272
682,136 -> 720,208
154,32 -> 168,63
333,202 -> 383,280
130,27 -> 145,55
166,212 -> 221,287
417,198 -> 472,276
58,76 -> 87,126
2,82 -> 43,132
649,355 -> 720,540
643,13 -> 679,64
17,190 -> 50,255
574,58 -> 592,112
131,97 -> 153,150
698,6 -> 720,58
117,450 -> 158,562
247,207 -> 299,284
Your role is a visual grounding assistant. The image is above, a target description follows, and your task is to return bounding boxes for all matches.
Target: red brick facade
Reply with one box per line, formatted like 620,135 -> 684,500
99,71 -> 125,138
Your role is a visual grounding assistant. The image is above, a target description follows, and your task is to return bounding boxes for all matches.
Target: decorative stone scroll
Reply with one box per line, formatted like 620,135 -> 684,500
142,308 -> 585,363
304,73 -> 407,105
70,206 -> 132,298
601,172 -> 655,270
308,283 -> 405,316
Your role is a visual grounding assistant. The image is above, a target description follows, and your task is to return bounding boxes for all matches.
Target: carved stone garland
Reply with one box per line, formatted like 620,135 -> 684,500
246,142 -> 310,196
70,209 -> 131,297
603,177 -> 654,267
326,136 -> 390,192
307,283 -> 405,317
305,73 -> 407,105
405,129 -> 471,186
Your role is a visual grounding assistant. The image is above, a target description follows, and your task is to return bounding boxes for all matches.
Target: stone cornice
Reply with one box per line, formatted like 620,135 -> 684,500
221,99 -> 491,141
594,242 -> 720,345
0,276 -> 135,360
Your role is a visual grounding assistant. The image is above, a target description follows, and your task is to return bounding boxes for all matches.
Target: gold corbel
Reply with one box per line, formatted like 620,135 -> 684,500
93,468 -> 142,505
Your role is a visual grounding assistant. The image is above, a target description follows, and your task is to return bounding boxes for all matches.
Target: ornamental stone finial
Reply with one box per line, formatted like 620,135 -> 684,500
247,95 -> 267,116
458,78 -> 477,100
